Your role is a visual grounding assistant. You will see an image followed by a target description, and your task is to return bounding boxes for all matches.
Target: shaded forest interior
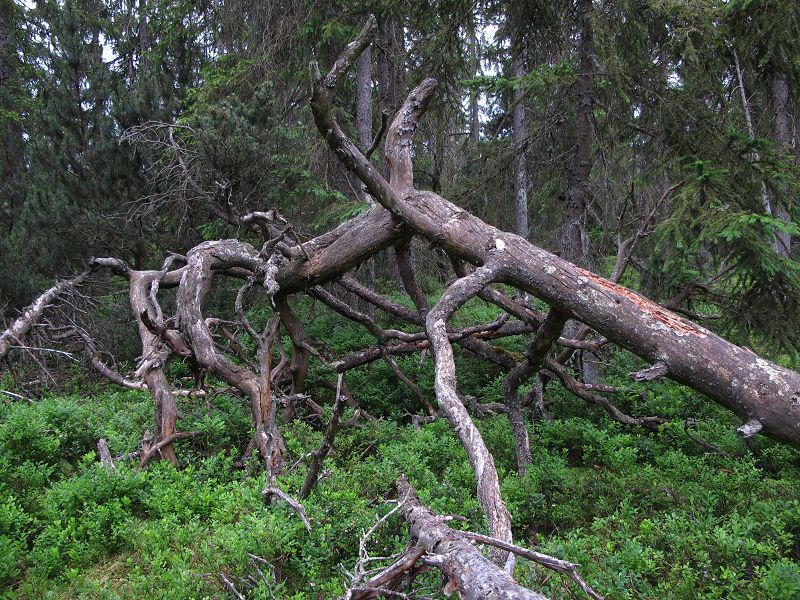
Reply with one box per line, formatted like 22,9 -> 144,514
2,1 -> 800,598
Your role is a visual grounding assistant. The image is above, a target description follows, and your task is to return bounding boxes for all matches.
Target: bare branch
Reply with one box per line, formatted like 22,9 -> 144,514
262,486 -> 312,532
139,431 -> 200,467
300,373 -> 347,499
0,271 -> 90,362
425,263 -> 514,565
459,530 -> 605,600
544,360 -> 664,430
365,110 -> 390,160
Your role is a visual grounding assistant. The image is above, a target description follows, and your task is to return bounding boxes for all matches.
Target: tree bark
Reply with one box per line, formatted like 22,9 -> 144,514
512,46 -> 529,239
376,12 -> 406,287
561,0 -> 593,266
309,24 -> 800,448
376,14 -> 405,119
130,270 -> 179,466
275,296 -> 310,395
426,264 -> 514,564
771,75 -> 792,257
397,476 -> 548,600
356,46 -> 373,156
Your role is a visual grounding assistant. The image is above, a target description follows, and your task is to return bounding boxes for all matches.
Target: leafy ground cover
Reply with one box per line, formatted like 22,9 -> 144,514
1,301 -> 799,599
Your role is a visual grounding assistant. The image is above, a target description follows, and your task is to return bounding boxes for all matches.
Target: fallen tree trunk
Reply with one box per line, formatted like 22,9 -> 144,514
309,18 -> 800,448
397,475 -> 546,600
2,18 -> 799,598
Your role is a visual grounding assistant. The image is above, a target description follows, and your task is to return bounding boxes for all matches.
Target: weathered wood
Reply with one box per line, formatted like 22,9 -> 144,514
310,37 -> 800,448
631,361 -> 668,382
348,543 -> 426,600
262,486 -> 311,532
139,431 -> 199,467
397,476 -> 548,600
0,271 -> 89,362
737,418 -> 763,439
174,240 -> 276,462
458,530 -> 605,600
426,263 -> 514,564
97,438 -> 115,470
300,373 -> 346,499
130,270 -> 180,465
502,310 -> 568,476
86,260 -> 184,466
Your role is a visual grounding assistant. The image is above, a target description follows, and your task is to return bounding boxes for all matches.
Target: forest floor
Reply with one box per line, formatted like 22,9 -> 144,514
2,298 -> 800,599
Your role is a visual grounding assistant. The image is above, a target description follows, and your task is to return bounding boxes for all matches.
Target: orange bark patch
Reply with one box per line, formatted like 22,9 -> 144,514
577,268 -> 707,337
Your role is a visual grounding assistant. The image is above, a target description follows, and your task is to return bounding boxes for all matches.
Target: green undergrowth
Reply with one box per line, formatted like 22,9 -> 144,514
1,387 -> 799,599
2,296 -> 800,598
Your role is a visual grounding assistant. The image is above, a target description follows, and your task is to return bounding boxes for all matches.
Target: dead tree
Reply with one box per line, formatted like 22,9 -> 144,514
309,16 -> 800,451
4,15 -> 800,597
395,476 -> 604,600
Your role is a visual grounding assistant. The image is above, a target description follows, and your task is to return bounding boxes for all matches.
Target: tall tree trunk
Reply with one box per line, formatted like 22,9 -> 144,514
376,15 -> 405,118
562,0 -> 599,380
0,0 -> 22,234
0,2 -> 11,87
138,0 -> 149,68
561,0 -> 593,266
377,14 -> 406,287
772,75 -> 792,257
355,45 -> 377,287
733,48 -> 773,218
512,47 -> 529,239
356,47 -> 373,168
468,34 -> 480,146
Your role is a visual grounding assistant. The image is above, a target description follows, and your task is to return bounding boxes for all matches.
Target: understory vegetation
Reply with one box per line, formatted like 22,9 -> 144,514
2,300 -> 799,599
